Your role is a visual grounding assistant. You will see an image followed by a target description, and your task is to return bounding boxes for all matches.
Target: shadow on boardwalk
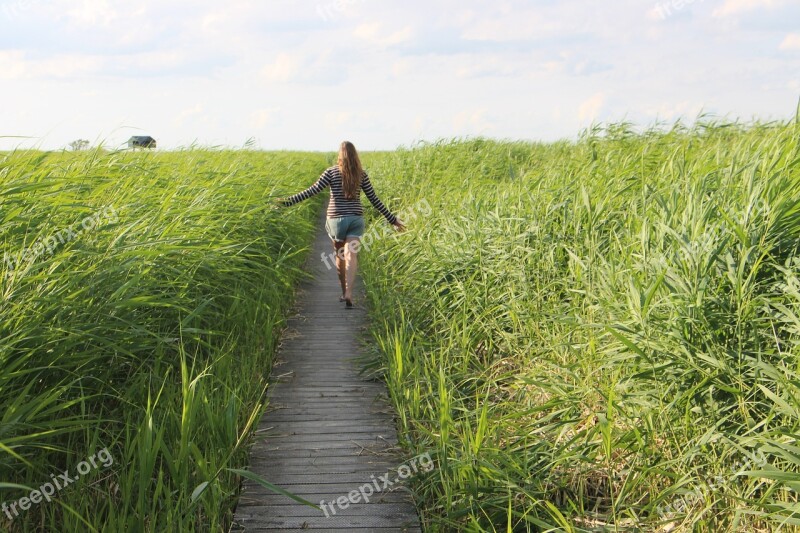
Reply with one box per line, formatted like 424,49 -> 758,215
232,212 -> 422,532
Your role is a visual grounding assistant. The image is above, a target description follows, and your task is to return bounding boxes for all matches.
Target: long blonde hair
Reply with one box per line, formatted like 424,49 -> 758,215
338,141 -> 363,200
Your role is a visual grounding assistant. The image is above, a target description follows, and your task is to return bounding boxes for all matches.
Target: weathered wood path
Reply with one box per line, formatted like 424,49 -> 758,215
232,213 -> 422,532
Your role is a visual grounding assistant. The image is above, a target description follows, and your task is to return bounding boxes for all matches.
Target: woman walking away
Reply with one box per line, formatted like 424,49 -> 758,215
279,141 -> 405,308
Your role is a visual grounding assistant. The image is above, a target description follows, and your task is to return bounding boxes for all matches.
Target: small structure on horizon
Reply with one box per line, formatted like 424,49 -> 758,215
127,136 -> 157,149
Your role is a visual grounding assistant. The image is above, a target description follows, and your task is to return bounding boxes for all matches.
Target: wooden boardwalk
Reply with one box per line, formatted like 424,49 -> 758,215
232,214 -> 422,532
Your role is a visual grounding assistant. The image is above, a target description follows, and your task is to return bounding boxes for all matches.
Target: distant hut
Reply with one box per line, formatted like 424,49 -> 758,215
127,136 -> 157,149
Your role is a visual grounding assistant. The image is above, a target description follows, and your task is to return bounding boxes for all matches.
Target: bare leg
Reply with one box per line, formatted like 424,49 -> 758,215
343,237 -> 360,303
333,240 -> 346,299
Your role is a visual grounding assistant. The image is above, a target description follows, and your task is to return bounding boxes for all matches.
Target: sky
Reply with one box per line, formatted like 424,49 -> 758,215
0,0 -> 799,151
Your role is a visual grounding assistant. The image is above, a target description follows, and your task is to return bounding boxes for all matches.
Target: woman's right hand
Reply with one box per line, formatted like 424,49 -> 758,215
393,220 -> 406,232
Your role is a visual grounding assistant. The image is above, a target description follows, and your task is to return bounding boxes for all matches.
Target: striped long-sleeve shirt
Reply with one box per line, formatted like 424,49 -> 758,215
282,166 -> 398,225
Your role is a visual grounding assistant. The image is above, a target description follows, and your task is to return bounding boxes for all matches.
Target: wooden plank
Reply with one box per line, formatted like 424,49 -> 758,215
249,445 -> 400,456
232,211 -> 421,532
254,433 -> 399,443
234,516 -> 420,530
235,503 -> 416,516
252,432 -> 397,446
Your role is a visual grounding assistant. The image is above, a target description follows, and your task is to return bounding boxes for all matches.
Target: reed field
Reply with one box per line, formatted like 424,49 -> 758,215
361,119 -> 800,531
0,148 -> 327,531
1,118 -> 799,532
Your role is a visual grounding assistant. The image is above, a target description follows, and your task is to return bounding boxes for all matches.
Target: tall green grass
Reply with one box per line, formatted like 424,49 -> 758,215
4,122 -> 799,532
361,121 -> 800,531
0,148 -> 327,531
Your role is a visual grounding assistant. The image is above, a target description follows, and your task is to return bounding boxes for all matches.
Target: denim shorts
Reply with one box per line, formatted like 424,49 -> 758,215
325,215 -> 365,242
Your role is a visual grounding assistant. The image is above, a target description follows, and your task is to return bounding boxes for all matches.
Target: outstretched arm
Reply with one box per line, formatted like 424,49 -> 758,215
361,174 -> 400,226
282,170 -> 332,207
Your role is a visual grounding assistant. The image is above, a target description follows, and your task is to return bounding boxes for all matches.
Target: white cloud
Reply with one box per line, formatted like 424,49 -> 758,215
353,22 -> 413,46
260,50 -> 346,85
578,93 -> 605,122
712,0 -> 788,17
261,53 -> 301,83
121,51 -> 187,70
391,59 -> 412,78
779,33 -> 800,51
0,51 -> 106,80
642,101 -> 704,121
0,49 -> 211,80
64,0 -> 119,27
456,56 -> 522,79
175,104 -> 205,126
541,51 -> 612,77
50,0 -> 161,47
250,108 -> 280,129
325,112 -> 353,129
453,109 -> 494,134
1,0 -> 799,151
0,51 -> 28,80
460,9 -> 559,41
